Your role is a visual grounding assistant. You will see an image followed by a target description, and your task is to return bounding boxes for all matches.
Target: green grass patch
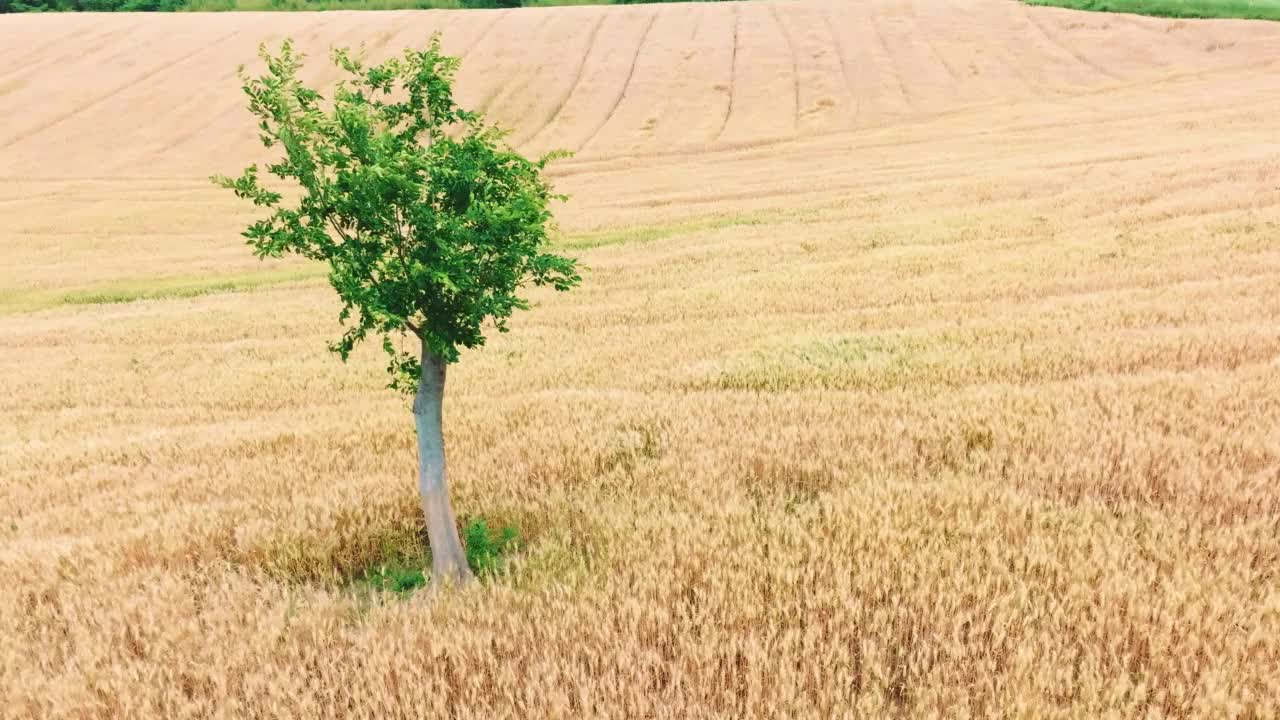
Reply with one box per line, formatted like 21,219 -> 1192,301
350,518 -> 521,597
1023,0 -> 1280,21
0,265 -> 326,315
3,203 -> 855,316
557,204 -> 836,252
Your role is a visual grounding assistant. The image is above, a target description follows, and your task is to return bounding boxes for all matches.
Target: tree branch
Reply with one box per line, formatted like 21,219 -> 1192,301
392,206 -> 413,274
325,213 -> 355,247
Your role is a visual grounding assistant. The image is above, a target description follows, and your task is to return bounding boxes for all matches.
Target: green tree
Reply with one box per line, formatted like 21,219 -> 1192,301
214,36 -> 579,586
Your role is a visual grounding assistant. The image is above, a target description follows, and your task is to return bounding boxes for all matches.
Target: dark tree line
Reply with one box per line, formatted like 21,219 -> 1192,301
1,0 -> 727,11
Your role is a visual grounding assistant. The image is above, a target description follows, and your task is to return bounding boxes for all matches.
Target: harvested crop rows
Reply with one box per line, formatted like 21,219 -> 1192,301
3,1 -> 1280,717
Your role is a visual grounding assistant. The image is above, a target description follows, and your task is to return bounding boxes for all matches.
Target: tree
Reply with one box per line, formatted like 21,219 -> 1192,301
213,36 -> 580,586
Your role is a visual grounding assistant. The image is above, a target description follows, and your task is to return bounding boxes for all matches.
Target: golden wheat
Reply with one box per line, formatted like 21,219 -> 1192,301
3,1 -> 1280,717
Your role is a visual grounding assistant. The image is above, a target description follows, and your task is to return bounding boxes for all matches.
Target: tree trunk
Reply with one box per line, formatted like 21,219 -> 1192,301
413,341 -> 473,587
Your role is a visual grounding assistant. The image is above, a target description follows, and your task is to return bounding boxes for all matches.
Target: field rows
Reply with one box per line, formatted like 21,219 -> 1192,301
2,1 -> 1279,170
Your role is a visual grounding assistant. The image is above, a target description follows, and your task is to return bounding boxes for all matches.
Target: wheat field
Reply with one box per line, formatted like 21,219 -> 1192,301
3,1 -> 1280,717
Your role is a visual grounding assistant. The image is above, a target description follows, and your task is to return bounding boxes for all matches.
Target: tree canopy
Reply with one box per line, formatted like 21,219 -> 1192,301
214,36 -> 579,393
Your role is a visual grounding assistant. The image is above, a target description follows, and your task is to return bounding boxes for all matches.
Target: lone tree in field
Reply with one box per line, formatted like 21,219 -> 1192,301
214,37 -> 579,586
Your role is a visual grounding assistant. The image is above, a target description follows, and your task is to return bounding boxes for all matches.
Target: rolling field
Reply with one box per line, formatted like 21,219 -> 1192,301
3,1 -> 1280,716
